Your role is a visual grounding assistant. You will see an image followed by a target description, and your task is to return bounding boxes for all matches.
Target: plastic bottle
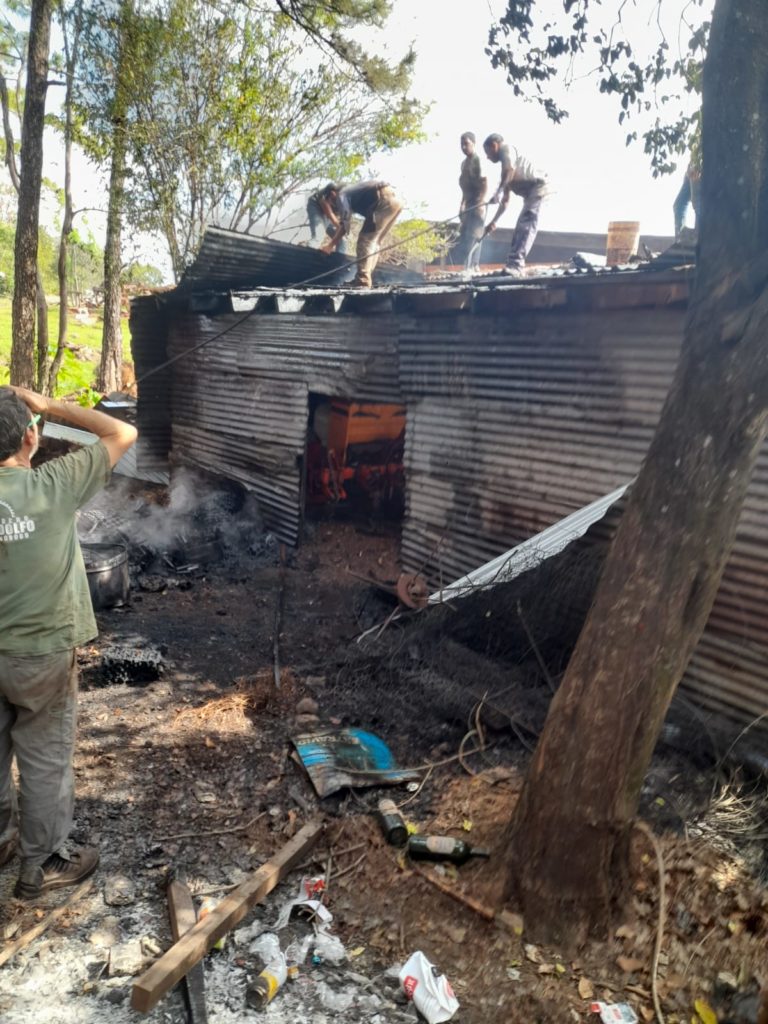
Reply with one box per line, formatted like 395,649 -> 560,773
377,798 -> 408,845
407,835 -> 490,865
245,956 -> 288,1009
198,897 -> 225,950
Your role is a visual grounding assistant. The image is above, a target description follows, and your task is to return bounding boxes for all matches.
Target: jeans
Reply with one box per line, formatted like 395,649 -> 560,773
0,649 -> 78,867
454,207 -> 486,268
355,186 -> 403,287
507,183 -> 546,269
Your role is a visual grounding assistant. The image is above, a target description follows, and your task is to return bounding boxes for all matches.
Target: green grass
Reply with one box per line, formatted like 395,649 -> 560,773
0,297 -> 105,398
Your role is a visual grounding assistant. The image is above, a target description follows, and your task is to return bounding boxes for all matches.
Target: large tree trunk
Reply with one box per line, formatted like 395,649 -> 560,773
10,0 -> 51,388
505,0 -> 768,949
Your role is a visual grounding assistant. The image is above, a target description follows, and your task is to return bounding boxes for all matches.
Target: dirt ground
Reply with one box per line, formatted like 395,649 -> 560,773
0,479 -> 766,1024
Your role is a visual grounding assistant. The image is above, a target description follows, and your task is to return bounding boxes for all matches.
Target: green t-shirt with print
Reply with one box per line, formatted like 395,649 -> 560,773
0,443 -> 111,655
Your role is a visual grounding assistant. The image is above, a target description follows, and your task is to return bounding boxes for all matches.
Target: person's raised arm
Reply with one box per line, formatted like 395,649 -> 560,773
11,387 -> 138,467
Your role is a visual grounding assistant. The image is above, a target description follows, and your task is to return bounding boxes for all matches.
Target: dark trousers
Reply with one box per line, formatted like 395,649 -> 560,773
507,184 -> 546,269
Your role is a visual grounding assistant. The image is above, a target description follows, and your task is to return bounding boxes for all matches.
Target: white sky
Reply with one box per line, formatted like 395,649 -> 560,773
367,0 -> 707,236
21,0 -> 709,283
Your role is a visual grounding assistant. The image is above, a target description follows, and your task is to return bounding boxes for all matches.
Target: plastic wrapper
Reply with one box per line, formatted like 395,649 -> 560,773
399,950 -> 459,1024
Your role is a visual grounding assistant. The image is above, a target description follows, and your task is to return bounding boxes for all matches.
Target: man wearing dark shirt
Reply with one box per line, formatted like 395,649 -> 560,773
320,180 -> 403,288
306,188 -> 348,254
483,133 -> 548,276
455,132 -> 487,270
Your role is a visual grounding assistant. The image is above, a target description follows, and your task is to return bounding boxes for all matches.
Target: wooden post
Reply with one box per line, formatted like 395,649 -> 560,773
131,820 -> 323,1013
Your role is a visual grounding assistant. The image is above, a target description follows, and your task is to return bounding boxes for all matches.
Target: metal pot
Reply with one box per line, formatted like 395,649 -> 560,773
81,542 -> 130,610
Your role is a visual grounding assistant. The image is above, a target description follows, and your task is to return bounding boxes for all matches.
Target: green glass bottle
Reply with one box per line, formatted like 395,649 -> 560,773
377,799 -> 408,846
407,834 -> 490,865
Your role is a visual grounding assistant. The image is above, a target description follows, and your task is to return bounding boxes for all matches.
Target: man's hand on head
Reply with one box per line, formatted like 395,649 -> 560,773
8,387 -> 49,415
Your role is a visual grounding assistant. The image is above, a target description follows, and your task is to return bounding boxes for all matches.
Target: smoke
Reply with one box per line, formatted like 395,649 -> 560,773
77,467 -> 278,571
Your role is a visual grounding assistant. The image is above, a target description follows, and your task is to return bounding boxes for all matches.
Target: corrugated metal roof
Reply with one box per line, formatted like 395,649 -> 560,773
178,226 -> 352,292
428,483 -> 631,603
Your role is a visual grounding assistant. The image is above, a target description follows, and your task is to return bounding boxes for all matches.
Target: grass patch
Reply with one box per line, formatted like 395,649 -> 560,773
0,297 -> 104,397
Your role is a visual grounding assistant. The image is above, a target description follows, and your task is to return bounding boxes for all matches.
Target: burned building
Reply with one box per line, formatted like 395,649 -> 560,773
130,227 -> 768,736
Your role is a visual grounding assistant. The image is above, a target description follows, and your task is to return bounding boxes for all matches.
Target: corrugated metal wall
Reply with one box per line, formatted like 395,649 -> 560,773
129,295 -> 172,477
165,310 -> 401,545
131,271 -> 768,730
398,299 -> 768,730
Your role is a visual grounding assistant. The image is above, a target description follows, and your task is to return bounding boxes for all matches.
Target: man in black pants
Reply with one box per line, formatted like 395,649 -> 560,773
483,133 -> 548,276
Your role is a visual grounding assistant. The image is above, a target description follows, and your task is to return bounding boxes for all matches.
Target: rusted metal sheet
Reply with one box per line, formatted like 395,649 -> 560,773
398,301 -> 768,730
129,295 -> 172,477
164,310 -> 401,544
178,226 -> 350,292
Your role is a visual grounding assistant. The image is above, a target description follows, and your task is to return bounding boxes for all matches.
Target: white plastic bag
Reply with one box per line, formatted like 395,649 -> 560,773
399,951 -> 459,1024
313,930 -> 346,965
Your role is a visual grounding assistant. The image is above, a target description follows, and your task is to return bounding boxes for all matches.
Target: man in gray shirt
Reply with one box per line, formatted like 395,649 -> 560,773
454,132 -> 487,270
483,133 -> 548,276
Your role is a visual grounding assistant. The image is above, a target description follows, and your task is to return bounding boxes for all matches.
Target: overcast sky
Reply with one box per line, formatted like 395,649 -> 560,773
27,0 -> 709,282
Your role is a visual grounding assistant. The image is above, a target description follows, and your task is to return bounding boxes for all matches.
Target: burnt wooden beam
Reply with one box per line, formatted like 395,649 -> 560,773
131,820 -> 323,1013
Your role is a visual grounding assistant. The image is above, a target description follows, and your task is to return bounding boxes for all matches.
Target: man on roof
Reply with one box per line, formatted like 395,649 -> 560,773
455,132 -> 487,270
306,187 -> 348,254
319,180 -> 403,289
483,133 -> 549,277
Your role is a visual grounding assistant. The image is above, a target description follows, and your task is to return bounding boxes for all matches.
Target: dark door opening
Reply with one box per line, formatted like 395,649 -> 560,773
304,393 -> 406,525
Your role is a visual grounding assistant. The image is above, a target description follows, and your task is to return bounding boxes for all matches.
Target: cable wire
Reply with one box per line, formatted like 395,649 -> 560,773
133,199 -> 488,387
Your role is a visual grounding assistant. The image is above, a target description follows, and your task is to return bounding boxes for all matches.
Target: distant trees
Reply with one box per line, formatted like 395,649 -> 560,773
2,0 -> 423,390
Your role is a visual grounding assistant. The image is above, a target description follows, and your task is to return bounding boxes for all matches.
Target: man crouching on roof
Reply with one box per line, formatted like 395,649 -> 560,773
319,180 -> 403,288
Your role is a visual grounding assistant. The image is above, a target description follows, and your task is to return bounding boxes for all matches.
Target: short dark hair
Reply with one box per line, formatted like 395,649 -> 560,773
321,182 -> 342,198
461,132 -> 476,143
0,388 -> 29,461
484,133 -> 504,148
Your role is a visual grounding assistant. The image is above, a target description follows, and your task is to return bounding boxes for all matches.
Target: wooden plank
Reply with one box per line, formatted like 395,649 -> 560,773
131,819 -> 324,1013
0,879 -> 93,969
167,877 -> 208,1024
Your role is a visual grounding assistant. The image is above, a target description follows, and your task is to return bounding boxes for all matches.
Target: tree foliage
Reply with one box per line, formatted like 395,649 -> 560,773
487,0 -> 711,174
72,0 -> 425,281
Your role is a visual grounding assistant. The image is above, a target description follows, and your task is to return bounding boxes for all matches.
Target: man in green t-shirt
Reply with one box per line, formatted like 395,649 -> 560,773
0,386 -> 137,899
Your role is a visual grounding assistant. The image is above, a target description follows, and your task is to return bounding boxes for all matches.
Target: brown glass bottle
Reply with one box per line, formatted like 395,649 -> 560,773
377,799 -> 408,846
407,834 -> 490,865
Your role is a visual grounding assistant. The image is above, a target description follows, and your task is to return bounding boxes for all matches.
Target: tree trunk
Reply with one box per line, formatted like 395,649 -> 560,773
505,0 -> 768,949
98,120 -> 125,395
35,267 -> 49,393
98,2 -> 132,396
10,0 -> 51,388
50,0 -> 82,396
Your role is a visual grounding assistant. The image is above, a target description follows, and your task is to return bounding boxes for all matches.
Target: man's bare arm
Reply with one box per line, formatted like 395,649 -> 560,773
11,387 -> 138,467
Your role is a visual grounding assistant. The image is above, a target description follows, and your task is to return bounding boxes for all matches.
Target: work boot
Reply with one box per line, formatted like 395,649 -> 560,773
0,832 -> 17,867
14,845 -> 99,899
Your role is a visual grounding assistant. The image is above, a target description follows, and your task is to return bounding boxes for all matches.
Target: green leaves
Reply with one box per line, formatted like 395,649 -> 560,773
487,0 -> 710,174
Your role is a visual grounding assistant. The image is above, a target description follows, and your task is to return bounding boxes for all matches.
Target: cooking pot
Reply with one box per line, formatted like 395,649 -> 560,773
81,542 -> 130,610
